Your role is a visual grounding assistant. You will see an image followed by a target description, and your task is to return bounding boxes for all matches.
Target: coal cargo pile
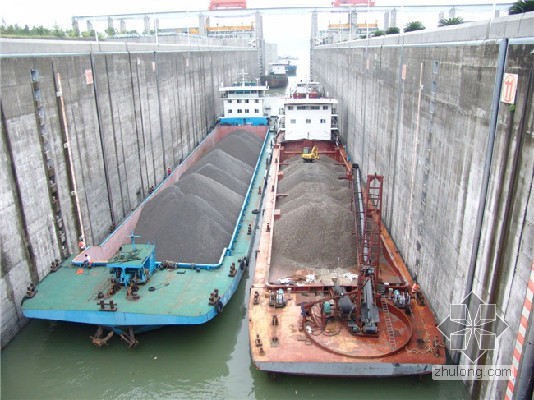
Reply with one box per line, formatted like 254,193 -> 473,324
270,156 -> 357,281
135,130 -> 263,263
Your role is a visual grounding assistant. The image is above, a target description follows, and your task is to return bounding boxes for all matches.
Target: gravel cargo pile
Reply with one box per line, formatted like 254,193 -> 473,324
135,130 -> 263,263
270,155 -> 357,281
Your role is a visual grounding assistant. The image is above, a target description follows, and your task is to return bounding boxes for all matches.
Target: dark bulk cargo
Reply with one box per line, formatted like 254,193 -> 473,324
136,130 -> 263,263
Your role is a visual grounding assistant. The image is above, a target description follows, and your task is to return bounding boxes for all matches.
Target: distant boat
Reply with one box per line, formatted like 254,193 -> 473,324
278,58 -> 298,76
261,63 -> 288,89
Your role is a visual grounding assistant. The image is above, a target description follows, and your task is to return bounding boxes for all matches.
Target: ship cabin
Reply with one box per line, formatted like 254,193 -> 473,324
219,77 -> 269,126
280,85 -> 338,141
268,63 -> 288,76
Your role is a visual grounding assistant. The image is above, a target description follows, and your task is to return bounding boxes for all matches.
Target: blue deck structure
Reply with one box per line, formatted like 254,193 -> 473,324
219,116 -> 268,126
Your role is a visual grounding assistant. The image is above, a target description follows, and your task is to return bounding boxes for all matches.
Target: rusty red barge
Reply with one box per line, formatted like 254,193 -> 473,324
248,82 -> 446,376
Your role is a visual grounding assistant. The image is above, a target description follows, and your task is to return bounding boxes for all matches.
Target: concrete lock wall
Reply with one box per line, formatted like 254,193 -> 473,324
0,46 -> 257,347
311,13 -> 533,400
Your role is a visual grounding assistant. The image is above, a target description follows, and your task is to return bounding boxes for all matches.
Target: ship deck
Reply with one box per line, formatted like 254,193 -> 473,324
23,126 -> 271,329
248,139 -> 446,376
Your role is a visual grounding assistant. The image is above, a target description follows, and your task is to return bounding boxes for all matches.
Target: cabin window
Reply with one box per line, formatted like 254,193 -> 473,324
245,109 -> 250,113
306,119 -> 311,124
322,105 -> 329,110
255,99 -> 260,103
245,99 -> 249,103
228,99 -> 232,103
254,109 -> 260,114
290,119 -> 296,124
310,106 -> 320,110
237,109 -> 243,113
237,99 -> 242,103
228,109 -> 233,114
320,118 -> 326,123
297,106 -> 307,110
288,106 -> 293,110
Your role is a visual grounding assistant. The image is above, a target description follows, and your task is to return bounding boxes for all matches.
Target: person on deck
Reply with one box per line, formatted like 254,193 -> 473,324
83,253 -> 92,269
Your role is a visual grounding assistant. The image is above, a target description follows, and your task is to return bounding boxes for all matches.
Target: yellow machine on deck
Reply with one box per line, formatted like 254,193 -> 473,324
301,145 -> 319,162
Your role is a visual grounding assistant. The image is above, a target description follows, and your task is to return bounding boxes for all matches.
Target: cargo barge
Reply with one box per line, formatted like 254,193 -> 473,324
22,77 -> 272,347
248,82 -> 446,375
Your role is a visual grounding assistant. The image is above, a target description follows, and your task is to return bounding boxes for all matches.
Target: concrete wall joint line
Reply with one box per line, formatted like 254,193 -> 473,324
113,53 -> 133,217
477,65 -> 533,398
103,54 -> 127,219
89,53 -> 116,228
388,45 -> 405,229
462,38 -> 508,321
153,52 -> 167,174
411,61 -> 424,248
133,54 -> 149,190
52,68 -> 84,248
501,66 -> 534,316
0,103 -> 38,284
29,69 -> 67,260
461,43 -> 530,399
69,87 -> 96,243
127,51 -> 147,201
145,56 -> 158,187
